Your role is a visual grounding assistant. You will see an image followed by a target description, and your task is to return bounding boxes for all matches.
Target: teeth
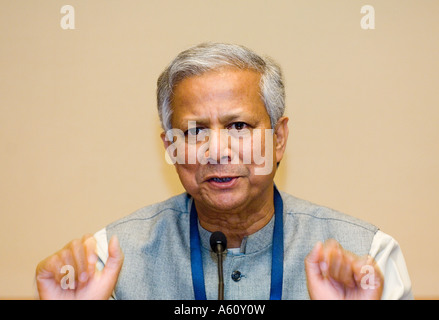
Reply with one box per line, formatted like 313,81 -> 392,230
212,177 -> 233,183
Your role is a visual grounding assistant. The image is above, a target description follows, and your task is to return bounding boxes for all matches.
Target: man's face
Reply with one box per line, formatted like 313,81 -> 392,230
162,67 -> 288,213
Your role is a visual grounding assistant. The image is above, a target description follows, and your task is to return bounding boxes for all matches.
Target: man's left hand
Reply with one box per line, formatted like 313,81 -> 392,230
305,239 -> 384,300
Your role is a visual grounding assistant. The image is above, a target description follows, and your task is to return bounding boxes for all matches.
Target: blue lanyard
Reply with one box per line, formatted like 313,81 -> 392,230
190,187 -> 284,300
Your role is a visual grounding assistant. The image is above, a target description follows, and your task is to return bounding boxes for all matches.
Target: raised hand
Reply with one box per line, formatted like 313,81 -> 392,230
35,234 -> 124,300
305,239 -> 383,300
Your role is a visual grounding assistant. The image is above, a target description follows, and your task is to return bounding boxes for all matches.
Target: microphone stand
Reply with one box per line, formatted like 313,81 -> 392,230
210,231 -> 227,300
216,243 -> 225,300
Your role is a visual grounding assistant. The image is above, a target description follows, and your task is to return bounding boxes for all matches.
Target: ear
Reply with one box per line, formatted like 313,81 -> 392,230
161,131 -> 176,166
273,117 -> 289,164
161,131 -> 171,150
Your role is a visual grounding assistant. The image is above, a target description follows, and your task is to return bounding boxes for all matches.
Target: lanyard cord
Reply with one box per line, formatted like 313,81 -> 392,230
190,187 -> 284,300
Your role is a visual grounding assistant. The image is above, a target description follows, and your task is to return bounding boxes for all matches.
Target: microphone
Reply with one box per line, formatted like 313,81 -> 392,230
210,231 -> 227,300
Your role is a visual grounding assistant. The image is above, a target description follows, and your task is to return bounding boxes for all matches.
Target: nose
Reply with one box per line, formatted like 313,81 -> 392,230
204,129 -> 233,164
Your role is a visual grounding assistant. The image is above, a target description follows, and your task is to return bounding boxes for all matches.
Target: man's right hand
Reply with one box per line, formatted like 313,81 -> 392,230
35,234 -> 124,300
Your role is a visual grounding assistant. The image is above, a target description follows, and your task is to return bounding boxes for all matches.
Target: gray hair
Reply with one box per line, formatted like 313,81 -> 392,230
156,42 -> 285,132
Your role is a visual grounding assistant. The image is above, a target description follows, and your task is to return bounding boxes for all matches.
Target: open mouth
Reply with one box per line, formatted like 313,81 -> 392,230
210,177 -> 234,183
206,176 -> 239,188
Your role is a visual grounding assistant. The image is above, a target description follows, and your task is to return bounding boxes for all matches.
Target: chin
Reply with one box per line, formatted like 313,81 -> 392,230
204,192 -> 248,212
181,185 -> 240,208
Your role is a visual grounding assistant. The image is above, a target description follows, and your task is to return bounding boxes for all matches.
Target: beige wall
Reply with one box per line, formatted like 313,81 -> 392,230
1,0 -> 438,298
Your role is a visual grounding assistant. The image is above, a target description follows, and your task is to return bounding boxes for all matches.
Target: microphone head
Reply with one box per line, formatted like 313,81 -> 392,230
210,231 -> 227,253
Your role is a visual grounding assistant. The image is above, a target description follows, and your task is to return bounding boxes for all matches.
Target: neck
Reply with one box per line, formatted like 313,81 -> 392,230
195,189 -> 275,248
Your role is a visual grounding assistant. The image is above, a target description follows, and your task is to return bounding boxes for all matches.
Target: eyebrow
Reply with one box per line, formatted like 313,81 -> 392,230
176,110 -> 253,128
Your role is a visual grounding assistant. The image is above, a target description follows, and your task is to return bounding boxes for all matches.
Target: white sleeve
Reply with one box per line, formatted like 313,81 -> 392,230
369,230 -> 414,300
93,228 -> 109,269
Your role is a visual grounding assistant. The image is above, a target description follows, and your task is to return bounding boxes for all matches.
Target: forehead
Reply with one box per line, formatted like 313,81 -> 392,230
175,67 -> 261,94
170,68 -> 268,125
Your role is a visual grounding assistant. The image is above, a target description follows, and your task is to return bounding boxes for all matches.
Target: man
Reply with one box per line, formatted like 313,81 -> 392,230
36,42 -> 413,300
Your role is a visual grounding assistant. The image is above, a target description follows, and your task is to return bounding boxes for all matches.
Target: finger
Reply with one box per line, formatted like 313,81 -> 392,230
57,246 -> 76,287
70,239 -> 88,284
35,254 -> 65,297
324,240 -> 359,288
352,255 -> 369,285
83,235 -> 98,278
327,245 -> 344,281
94,236 -> 124,298
305,241 -> 323,264
321,239 -> 340,278
101,236 -> 124,287
304,241 -> 324,280
36,253 -> 63,283
340,253 -> 356,288
323,240 -> 354,287
353,255 -> 384,290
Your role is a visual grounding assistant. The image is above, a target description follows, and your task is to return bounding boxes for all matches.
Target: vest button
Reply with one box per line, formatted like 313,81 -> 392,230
231,270 -> 242,282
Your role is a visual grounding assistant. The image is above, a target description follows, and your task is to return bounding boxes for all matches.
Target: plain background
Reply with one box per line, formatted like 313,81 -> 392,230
1,0 -> 438,299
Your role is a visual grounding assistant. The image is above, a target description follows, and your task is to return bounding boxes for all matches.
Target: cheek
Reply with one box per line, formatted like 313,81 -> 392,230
245,130 -> 275,171
175,164 -> 200,190
230,132 -> 268,164
231,136 -> 252,164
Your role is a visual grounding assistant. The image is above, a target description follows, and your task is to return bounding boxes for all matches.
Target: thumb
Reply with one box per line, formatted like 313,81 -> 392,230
101,235 -> 124,284
305,241 -> 325,278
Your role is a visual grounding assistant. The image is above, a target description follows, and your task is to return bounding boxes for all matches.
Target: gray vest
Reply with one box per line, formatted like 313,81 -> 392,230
105,191 -> 378,300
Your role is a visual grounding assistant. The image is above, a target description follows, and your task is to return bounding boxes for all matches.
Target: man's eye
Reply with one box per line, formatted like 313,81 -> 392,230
229,122 -> 248,131
185,127 -> 204,136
